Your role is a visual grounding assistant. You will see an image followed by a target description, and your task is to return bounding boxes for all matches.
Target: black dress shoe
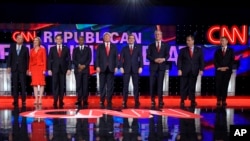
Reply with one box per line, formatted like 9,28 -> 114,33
159,101 -> 164,107
12,102 -> 18,106
83,101 -> 88,106
216,101 -> 221,106
75,101 -> 80,106
191,101 -> 197,107
151,100 -> 156,106
53,104 -> 58,109
222,101 -> 227,106
100,101 -> 104,106
107,102 -> 112,107
180,102 -> 185,107
122,102 -> 127,108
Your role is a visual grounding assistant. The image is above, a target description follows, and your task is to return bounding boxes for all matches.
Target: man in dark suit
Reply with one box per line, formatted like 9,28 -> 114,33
177,35 -> 204,107
73,36 -> 92,107
48,34 -> 71,108
120,34 -> 143,108
214,36 -> 235,106
146,30 -> 170,107
96,32 -> 119,107
7,34 -> 29,106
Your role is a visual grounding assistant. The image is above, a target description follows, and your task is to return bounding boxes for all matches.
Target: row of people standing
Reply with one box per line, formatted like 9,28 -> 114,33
6,31 -> 235,108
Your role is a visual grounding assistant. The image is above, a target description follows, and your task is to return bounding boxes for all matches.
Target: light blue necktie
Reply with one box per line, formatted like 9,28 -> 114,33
17,45 -> 21,55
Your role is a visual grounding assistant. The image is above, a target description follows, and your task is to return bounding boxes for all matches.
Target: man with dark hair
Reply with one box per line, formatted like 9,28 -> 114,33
177,35 -> 204,107
214,36 -> 235,106
73,36 -> 92,107
48,34 -> 71,108
120,34 -> 143,108
95,32 -> 118,107
7,34 -> 29,106
146,30 -> 170,107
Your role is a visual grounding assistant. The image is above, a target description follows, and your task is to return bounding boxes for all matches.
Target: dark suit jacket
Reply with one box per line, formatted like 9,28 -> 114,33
214,47 -> 235,73
120,45 -> 143,73
7,44 -> 29,73
146,42 -> 170,71
177,46 -> 205,76
95,43 -> 118,72
72,45 -> 92,73
48,45 -> 71,73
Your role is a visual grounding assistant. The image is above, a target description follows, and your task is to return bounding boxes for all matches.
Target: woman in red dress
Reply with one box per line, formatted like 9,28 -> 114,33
28,37 -> 46,105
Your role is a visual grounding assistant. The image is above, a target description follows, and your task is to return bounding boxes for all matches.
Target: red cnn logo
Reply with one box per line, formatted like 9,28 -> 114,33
12,31 -> 37,42
207,25 -> 248,45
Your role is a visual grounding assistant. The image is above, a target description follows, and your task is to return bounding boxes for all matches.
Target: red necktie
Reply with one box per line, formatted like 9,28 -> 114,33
58,45 -> 62,57
130,45 -> 133,55
189,48 -> 193,58
222,48 -> 226,56
157,42 -> 160,52
106,43 -> 110,56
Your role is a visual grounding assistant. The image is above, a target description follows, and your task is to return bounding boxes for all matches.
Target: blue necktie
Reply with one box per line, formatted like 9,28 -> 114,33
17,45 -> 21,55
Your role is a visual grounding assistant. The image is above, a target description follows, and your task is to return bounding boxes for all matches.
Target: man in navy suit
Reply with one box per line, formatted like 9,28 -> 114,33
73,36 -> 92,107
120,34 -> 143,108
146,30 -> 170,107
7,34 -> 29,106
177,35 -> 204,107
48,34 -> 71,108
214,37 -> 235,106
96,32 -> 119,107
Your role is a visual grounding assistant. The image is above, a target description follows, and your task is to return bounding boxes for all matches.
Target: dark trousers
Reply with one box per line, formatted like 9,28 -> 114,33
215,71 -> 231,101
122,70 -> 139,103
11,71 -> 27,103
149,69 -> 165,102
75,72 -> 89,103
180,72 -> 197,102
99,67 -> 114,103
52,70 -> 65,105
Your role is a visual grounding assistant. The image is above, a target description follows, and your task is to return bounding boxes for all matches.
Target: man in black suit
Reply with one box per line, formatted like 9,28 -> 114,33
48,34 -> 71,108
7,34 -> 29,106
146,30 -> 170,107
177,35 -> 204,107
214,36 -> 235,106
96,32 -> 118,107
73,36 -> 92,107
120,34 -> 143,108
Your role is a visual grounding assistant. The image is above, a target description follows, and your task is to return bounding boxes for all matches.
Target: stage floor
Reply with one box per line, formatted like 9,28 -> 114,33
0,96 -> 250,141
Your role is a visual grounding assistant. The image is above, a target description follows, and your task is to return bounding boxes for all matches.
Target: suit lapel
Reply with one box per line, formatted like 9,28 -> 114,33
55,46 -> 60,57
132,45 -> 136,55
158,43 -> 163,53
